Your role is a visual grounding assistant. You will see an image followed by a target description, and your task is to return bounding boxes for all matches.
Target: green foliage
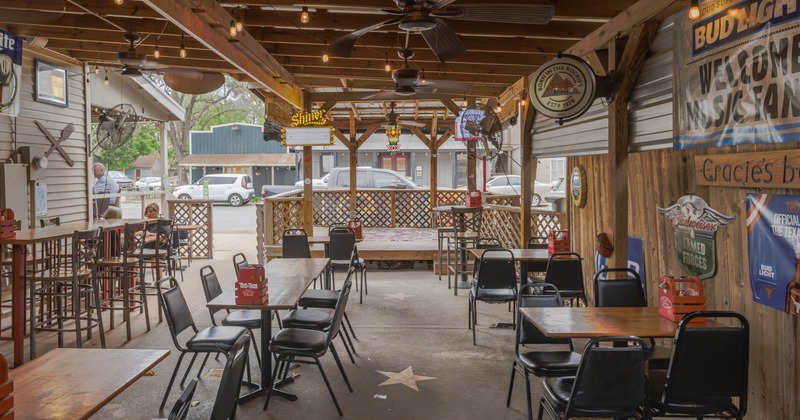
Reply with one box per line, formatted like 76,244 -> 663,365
94,123 -> 161,171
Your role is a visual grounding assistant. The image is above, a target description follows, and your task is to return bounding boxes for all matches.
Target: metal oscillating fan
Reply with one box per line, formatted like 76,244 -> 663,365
93,103 -> 137,153
459,100 -> 503,160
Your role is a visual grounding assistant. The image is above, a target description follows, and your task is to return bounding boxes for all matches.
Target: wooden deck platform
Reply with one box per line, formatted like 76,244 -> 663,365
267,228 -> 439,261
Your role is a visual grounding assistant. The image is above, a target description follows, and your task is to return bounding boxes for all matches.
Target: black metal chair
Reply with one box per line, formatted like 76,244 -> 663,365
157,276 -> 251,411
507,283 -> 581,420
543,253 -> 586,306
167,378 -> 197,420
232,252 -> 248,274
200,265 -> 264,368
210,334 -> 251,420
264,276 -> 354,416
645,311 -> 749,420
468,248 -> 517,345
525,236 -> 549,284
282,228 -> 311,258
538,336 -> 649,420
473,237 -> 502,277
142,218 -> 175,323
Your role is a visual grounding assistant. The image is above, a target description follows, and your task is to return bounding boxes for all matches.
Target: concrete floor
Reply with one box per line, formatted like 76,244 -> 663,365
8,233 -> 565,420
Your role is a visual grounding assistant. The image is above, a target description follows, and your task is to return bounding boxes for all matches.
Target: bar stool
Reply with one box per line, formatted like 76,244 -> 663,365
27,227 -> 106,359
446,206 -> 483,295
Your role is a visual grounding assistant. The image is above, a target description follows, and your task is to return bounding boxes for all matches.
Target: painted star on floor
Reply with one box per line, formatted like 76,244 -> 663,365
383,292 -> 415,301
377,367 -> 435,391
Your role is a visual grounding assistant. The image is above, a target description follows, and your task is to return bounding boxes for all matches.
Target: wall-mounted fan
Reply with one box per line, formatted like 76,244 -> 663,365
93,104 -> 137,153
460,100 -> 502,160
116,32 -> 224,95
365,48 -> 469,101
385,102 -> 424,127
327,1 -> 554,63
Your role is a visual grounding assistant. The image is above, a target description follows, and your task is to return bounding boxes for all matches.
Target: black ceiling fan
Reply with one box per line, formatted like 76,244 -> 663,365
326,0 -> 555,63
364,47 -> 470,100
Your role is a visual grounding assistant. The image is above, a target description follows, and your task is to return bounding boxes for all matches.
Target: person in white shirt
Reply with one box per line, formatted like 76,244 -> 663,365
93,163 -> 119,215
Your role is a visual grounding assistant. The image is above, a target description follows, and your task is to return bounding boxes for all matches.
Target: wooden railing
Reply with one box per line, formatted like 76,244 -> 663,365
256,190 -> 566,262
168,199 -> 213,259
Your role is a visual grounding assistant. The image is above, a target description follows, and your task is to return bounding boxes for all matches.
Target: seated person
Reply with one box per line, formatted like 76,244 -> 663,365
103,206 -> 123,257
143,203 -> 173,252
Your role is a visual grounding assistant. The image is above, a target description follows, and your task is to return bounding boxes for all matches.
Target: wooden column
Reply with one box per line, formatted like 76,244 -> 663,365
302,145 -> 313,234
607,22 -> 659,268
430,112 -> 439,209
349,112 -> 357,211
519,79 -> 537,248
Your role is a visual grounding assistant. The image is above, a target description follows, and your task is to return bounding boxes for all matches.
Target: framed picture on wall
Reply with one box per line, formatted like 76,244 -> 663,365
35,60 -> 68,107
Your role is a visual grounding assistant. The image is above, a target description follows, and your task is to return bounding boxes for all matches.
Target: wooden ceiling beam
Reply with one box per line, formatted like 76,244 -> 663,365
308,91 -> 475,103
294,76 -> 504,96
279,57 -> 534,78
288,67 -> 518,85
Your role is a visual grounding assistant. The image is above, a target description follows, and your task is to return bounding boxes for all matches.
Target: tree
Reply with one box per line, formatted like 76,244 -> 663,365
94,122 -> 160,171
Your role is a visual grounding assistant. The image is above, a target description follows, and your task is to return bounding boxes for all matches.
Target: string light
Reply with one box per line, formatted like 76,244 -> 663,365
300,6 -> 310,24
384,52 -> 391,72
493,104 -> 503,114
103,68 -> 109,86
94,65 -> 100,75
235,16 -> 243,33
322,52 -> 329,62
114,0 -> 123,5
179,34 -> 187,58
153,44 -> 160,59
461,97 -> 468,108
688,0 -> 700,20
229,20 -> 238,37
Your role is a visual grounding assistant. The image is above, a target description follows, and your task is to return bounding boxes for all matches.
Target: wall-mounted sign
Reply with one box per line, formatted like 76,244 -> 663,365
659,195 -> 735,279
0,29 -> 22,116
290,109 -> 328,127
695,150 -> 800,189
35,60 -> 68,107
281,127 -> 335,146
529,54 -> 596,125
570,165 -> 587,208
746,193 -> 800,317
674,0 -> 800,150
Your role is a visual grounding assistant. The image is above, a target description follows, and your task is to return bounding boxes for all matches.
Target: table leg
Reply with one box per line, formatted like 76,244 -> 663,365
238,309 -> 297,403
12,245 -> 25,367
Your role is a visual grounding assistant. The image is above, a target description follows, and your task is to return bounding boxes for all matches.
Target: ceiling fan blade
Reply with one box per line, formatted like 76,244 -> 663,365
363,90 -> 405,101
421,19 -> 466,63
398,120 -> 425,128
164,71 -> 225,94
430,0 -> 458,8
435,4 -> 554,25
416,80 -> 471,92
327,18 -> 402,58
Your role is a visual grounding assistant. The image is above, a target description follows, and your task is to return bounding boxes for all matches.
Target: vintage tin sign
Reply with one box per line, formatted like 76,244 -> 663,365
659,195 -> 735,279
529,54 -> 596,124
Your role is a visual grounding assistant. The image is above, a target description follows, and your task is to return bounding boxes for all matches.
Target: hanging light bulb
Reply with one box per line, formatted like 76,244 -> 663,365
114,0 -> 124,5
384,52 -> 391,72
94,65 -> 100,75
420,69 -> 426,84
153,44 -> 160,59
103,69 -> 109,86
462,97 -> 468,108
229,20 -> 238,37
688,0 -> 700,20
493,104 -> 503,114
179,34 -> 187,58
300,6 -> 310,24
235,16 -> 243,33
322,52 -> 329,63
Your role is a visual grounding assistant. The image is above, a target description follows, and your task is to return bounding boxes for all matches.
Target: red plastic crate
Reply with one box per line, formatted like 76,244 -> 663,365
465,191 -> 482,208
237,264 -> 266,287
235,286 -> 268,305
658,275 -> 706,323
547,230 -> 570,255
0,209 -> 16,239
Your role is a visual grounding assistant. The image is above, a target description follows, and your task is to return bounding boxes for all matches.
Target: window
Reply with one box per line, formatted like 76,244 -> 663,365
374,172 -> 403,188
509,177 -> 521,186
550,157 -> 566,181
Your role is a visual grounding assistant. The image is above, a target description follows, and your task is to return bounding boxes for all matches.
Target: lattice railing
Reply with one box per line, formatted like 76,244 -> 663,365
168,199 -> 213,259
481,205 -> 567,248
532,212 -> 565,238
485,194 -> 520,207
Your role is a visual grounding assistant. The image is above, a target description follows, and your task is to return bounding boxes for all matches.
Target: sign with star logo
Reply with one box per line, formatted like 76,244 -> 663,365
529,54 -> 597,125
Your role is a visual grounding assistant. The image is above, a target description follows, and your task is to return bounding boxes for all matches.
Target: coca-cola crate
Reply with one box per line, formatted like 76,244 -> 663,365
235,286 -> 268,305
465,191 -> 482,208
547,230 -> 570,255
658,275 -> 706,323
237,264 -> 267,288
0,209 -> 16,239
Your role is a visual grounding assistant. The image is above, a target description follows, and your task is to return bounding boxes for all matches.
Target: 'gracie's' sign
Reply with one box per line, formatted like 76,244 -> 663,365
695,150 -> 800,188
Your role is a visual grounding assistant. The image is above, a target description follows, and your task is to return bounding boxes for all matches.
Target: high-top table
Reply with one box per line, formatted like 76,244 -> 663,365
207,257 -> 330,403
0,219 -> 144,367
9,348 -> 169,419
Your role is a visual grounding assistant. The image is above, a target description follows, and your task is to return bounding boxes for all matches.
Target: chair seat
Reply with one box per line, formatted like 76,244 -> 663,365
222,310 -> 263,329
330,258 -> 364,268
187,326 -> 248,353
97,256 -> 140,266
543,376 -> 637,418
281,308 -> 333,330
518,350 -> 581,377
298,289 -> 339,309
269,328 -> 328,355
647,369 -> 735,415
470,286 -> 516,301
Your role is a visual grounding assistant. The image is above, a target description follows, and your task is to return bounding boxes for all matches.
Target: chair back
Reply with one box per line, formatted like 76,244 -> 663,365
593,268 -> 646,307
232,252 -> 248,274
661,311 -> 749,413
122,221 -> 147,263
328,222 -> 347,233
543,252 -> 584,293
326,269 -> 354,346
157,276 -> 198,350
148,218 -> 175,254
200,265 -> 224,322
516,283 -> 570,348
210,334 -> 251,420
167,378 -> 198,420
564,336 -> 647,418
282,228 -> 311,258
73,228 -> 102,274
329,227 -> 356,261
475,248 -> 516,290
526,236 -> 549,273
451,206 -> 482,235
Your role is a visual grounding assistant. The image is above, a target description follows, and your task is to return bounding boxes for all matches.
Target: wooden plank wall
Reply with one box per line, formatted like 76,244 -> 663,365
568,141 -> 800,419
0,45 -> 88,224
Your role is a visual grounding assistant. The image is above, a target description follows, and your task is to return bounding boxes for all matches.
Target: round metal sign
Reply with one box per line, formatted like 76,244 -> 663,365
571,165 -> 587,208
529,54 -> 597,123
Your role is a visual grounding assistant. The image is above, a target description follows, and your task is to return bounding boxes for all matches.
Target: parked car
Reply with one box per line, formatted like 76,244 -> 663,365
326,167 -> 421,189
108,171 -> 134,190
485,175 -> 552,206
173,173 -> 255,206
134,177 -> 162,191
294,174 -> 329,188
261,184 -> 299,197
545,177 -> 567,208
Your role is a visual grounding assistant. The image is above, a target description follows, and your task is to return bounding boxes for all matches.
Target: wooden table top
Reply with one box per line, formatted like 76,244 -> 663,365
9,348 -> 169,420
519,307 -> 721,338
175,224 -> 201,231
470,248 -> 550,262
0,219 -> 146,245
307,236 -> 362,245
208,258 -> 329,311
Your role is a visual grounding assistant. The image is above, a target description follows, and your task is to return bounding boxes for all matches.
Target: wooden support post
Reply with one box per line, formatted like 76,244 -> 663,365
430,112 -> 439,211
607,22 -> 659,268
349,112 -> 357,212
303,145 -> 313,234
519,79 -> 537,248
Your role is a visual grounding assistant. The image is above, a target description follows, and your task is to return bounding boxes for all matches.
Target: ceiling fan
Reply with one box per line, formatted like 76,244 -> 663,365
326,0 -> 555,63
364,48 -> 469,101
116,32 -> 225,95
385,102 -> 425,127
